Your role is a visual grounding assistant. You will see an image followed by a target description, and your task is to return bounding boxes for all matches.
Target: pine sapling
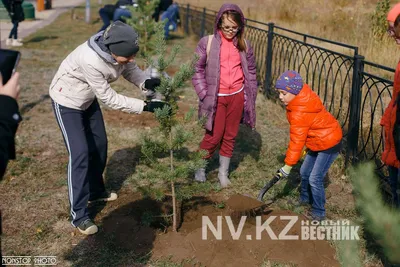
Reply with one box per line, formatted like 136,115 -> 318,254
137,23 -> 205,232
350,163 -> 400,264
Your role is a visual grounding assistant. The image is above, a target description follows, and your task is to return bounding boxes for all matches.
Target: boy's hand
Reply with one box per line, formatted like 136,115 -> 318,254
142,78 -> 163,101
301,149 -> 309,159
143,100 -> 171,114
144,78 -> 161,91
277,164 -> 292,178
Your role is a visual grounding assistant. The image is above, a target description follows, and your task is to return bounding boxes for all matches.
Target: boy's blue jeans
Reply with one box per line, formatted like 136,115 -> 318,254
300,151 -> 339,218
388,166 -> 400,208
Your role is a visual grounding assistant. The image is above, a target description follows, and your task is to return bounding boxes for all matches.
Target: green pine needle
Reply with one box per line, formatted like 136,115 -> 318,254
350,162 -> 400,264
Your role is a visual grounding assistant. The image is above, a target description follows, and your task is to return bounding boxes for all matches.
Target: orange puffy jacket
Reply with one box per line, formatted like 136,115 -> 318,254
284,84 -> 343,166
380,61 -> 400,168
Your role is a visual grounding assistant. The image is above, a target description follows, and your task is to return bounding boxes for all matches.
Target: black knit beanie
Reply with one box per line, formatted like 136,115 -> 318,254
103,21 -> 140,57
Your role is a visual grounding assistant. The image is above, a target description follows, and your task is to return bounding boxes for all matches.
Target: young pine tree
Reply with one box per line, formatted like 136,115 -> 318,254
136,23 -> 206,232
347,162 -> 400,265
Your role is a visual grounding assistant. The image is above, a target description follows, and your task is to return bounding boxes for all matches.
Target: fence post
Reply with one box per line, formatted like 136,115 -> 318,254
346,54 -> 365,167
264,23 -> 275,98
200,7 -> 206,37
185,4 -> 190,35
85,0 -> 90,23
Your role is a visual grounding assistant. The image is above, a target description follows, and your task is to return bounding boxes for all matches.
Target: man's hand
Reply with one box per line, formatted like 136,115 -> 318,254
143,100 -> 170,113
144,78 -> 161,91
0,72 -> 20,99
276,164 -> 292,178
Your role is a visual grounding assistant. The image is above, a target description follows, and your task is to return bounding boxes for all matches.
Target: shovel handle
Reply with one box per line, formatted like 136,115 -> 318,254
257,175 -> 282,201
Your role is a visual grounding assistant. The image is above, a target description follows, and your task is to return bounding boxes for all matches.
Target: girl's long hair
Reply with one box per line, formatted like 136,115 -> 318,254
218,10 -> 246,52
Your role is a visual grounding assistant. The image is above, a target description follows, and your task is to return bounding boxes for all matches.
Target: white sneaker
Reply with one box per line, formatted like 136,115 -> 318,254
11,39 -> 23,47
77,219 -> 98,235
5,38 -> 12,46
88,191 -> 118,203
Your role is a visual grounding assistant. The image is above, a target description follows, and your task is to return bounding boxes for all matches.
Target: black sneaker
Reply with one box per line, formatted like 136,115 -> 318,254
88,191 -> 118,203
77,219 -> 98,235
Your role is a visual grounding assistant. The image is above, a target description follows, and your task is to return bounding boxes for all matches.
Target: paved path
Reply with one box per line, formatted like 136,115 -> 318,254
0,0 -> 86,48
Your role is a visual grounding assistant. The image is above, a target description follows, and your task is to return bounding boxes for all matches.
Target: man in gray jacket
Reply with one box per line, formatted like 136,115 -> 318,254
50,21 -> 166,235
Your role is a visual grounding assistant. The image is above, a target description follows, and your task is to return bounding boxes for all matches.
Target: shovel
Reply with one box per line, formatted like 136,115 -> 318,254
257,173 -> 284,202
257,150 -> 308,201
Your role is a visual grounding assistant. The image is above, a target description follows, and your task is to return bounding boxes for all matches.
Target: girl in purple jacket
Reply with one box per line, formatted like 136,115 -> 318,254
192,3 -> 257,188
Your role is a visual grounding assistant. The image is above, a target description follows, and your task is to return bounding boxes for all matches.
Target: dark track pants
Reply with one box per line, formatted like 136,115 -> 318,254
52,99 -> 107,227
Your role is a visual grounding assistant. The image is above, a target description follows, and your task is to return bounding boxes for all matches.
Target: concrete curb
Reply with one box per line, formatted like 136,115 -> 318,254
0,0 -> 85,48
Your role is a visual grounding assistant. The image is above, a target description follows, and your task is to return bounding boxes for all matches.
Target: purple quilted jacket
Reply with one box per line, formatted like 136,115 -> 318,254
192,3 -> 258,131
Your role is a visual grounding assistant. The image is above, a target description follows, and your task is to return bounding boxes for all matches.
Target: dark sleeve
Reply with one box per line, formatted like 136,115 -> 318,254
152,7 -> 160,21
152,0 -> 161,21
153,0 -> 172,21
0,95 -> 21,179
1,0 -> 11,13
394,95 -> 400,161
159,0 -> 171,11
117,0 -> 131,6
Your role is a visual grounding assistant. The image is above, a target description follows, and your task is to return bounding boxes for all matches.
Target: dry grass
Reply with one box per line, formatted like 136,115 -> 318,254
179,0 -> 399,69
180,1 -> 398,167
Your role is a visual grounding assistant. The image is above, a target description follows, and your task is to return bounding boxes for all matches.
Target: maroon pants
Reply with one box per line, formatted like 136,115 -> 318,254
200,91 -> 244,158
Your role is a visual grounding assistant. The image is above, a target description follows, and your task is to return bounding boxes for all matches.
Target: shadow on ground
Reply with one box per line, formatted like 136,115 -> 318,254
89,146 -> 142,220
25,36 -> 58,43
20,94 -> 50,115
207,125 -> 262,175
270,153 -> 333,201
64,197 -> 162,266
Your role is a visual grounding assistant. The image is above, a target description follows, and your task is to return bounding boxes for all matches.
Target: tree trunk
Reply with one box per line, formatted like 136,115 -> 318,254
170,132 -> 177,232
175,199 -> 182,230
171,181 -> 176,232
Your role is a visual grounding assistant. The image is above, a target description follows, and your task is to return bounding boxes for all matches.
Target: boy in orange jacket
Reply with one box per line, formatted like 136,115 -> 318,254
275,70 -> 342,220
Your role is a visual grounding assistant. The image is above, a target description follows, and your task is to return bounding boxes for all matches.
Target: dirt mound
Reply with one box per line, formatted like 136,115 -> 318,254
69,193 -> 339,266
152,194 -> 339,266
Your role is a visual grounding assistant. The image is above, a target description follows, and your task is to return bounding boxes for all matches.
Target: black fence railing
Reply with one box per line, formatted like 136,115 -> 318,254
358,61 -> 395,168
269,25 -> 357,133
179,4 -> 396,171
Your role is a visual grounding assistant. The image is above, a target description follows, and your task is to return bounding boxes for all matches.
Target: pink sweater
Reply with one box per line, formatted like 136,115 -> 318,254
219,31 -> 244,95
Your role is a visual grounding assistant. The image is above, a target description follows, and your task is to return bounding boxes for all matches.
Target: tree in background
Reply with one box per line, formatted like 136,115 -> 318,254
371,0 -> 391,39
126,0 -> 160,62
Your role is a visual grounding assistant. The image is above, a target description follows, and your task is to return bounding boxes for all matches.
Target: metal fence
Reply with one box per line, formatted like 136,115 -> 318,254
179,4 -> 396,170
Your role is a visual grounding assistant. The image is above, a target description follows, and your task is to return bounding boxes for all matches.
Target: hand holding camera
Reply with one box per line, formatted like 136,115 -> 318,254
0,49 -> 21,100
0,72 -> 20,100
